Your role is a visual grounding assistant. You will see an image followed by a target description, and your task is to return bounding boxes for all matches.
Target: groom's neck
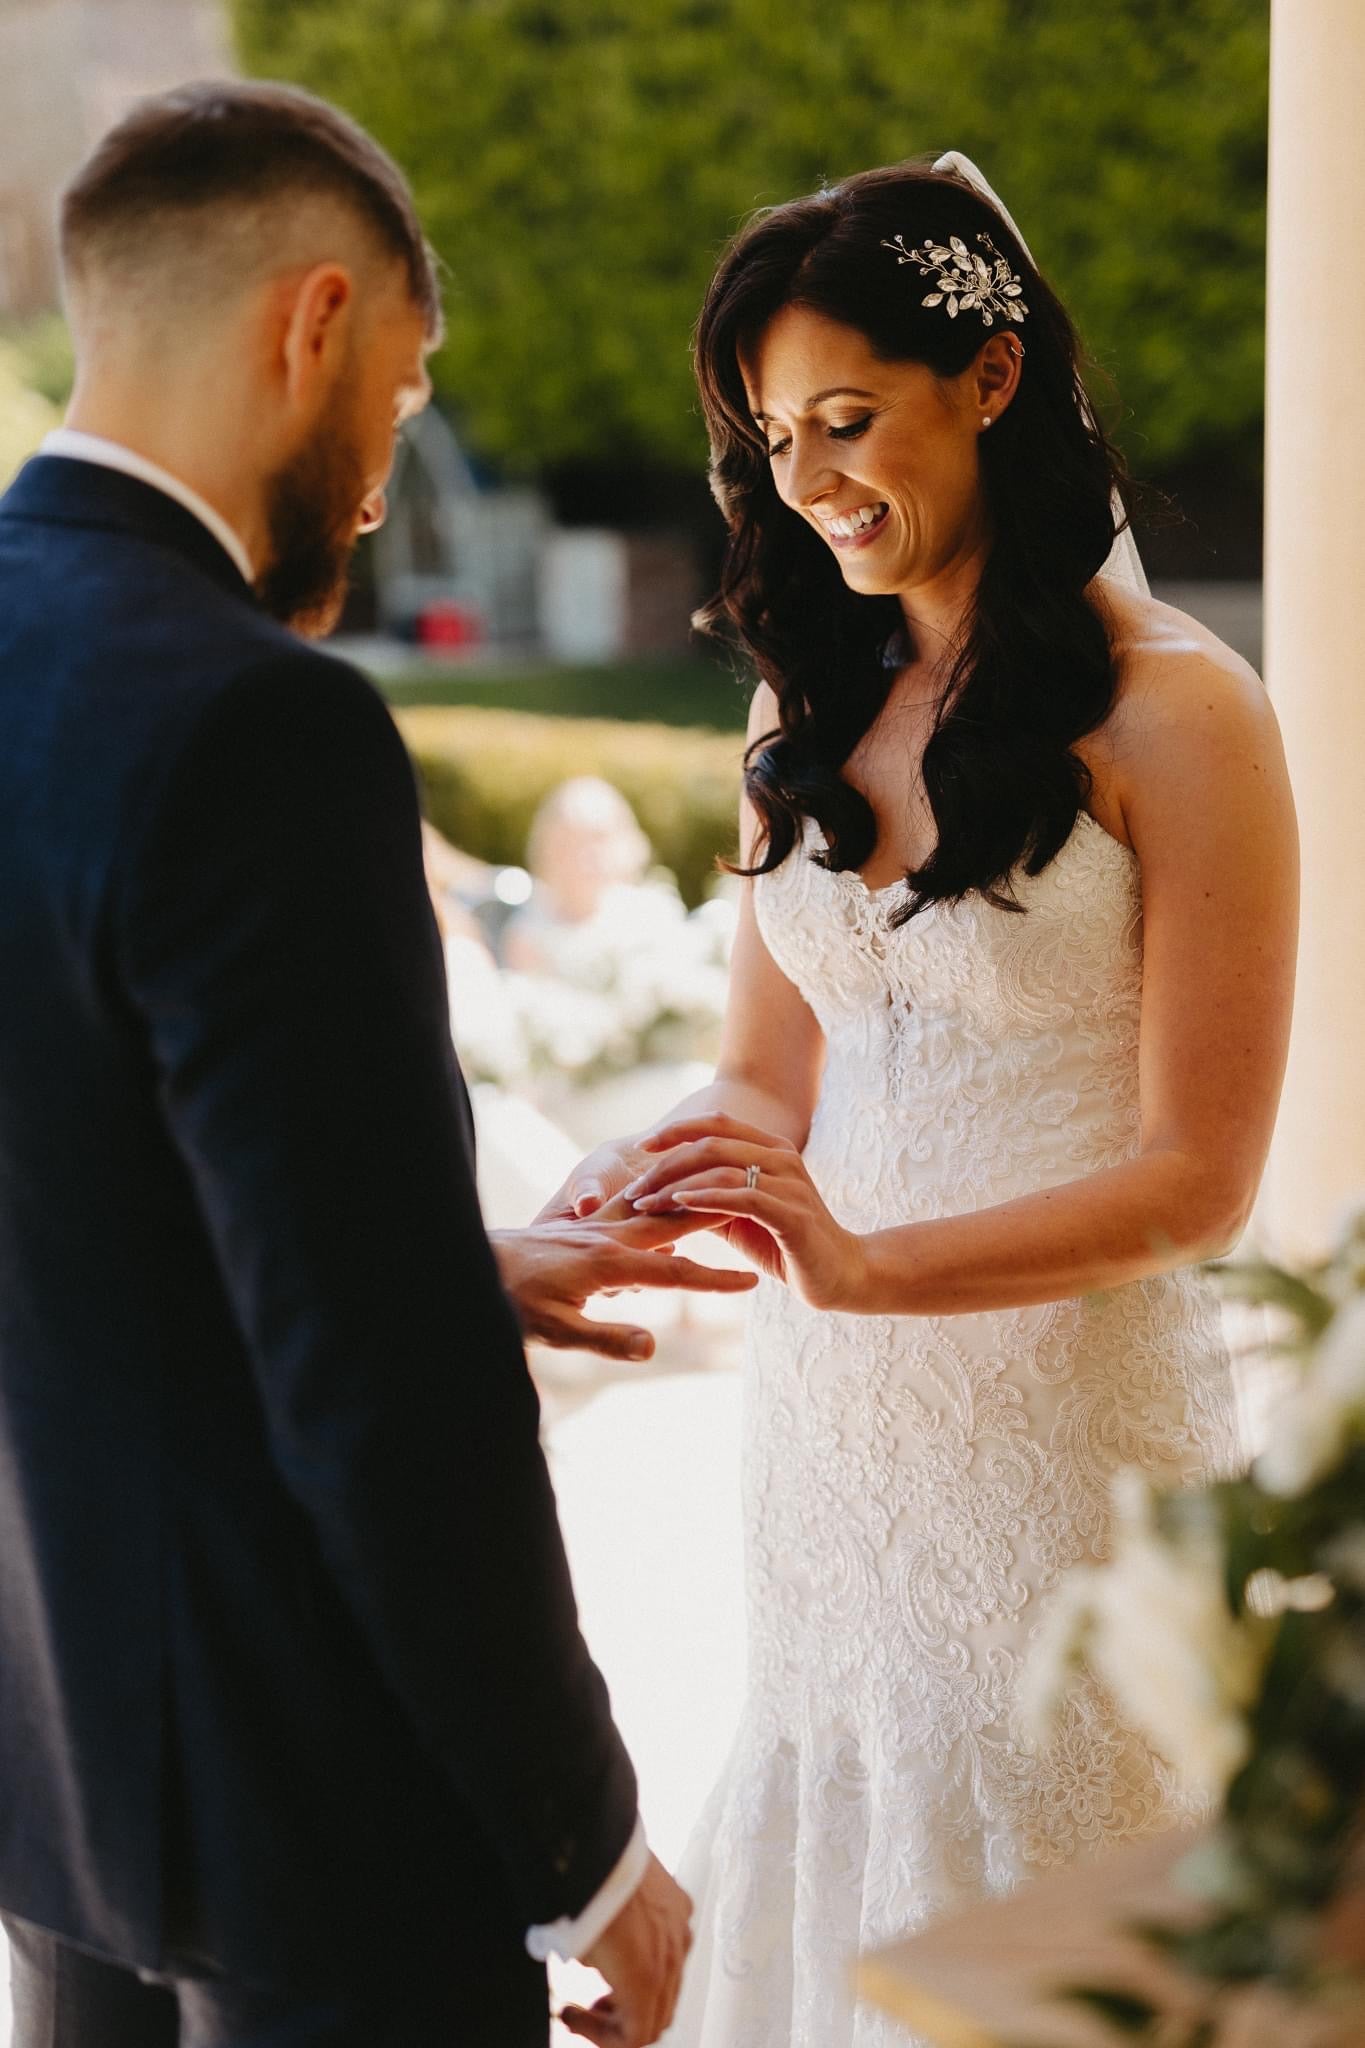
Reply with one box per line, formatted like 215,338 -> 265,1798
62,362 -> 273,576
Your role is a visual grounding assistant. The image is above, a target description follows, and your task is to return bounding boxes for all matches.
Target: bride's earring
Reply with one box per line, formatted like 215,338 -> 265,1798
981,415 -> 992,429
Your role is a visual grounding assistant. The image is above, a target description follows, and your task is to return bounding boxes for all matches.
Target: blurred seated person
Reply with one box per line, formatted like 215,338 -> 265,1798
420,818 -> 491,940
415,816 -> 752,1359
503,777 -> 685,983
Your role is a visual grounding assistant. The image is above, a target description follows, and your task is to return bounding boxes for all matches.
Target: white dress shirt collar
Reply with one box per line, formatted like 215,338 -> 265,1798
39,429 -> 256,588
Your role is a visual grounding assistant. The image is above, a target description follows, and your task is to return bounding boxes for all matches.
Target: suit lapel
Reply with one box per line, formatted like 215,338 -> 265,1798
1,456 -> 259,604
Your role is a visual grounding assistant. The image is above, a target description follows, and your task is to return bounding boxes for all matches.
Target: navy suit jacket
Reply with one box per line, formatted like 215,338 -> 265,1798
0,455 -> 636,2020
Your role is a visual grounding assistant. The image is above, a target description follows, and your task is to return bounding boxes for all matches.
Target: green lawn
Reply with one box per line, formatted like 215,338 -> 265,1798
370,654 -> 752,731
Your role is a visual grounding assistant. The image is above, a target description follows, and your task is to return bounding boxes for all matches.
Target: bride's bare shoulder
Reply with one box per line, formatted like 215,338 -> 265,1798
1078,585 -> 1277,835
1082,584 -> 1287,840
1097,584 -> 1264,725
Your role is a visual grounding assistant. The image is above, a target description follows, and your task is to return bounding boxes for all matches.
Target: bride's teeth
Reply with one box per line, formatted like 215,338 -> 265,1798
827,504 -> 886,540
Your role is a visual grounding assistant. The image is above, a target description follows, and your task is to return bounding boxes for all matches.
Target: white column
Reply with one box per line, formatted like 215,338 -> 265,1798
1263,0 -> 1365,1253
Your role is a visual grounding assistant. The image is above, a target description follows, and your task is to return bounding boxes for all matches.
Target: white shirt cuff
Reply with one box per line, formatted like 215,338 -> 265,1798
524,1815 -> 650,1963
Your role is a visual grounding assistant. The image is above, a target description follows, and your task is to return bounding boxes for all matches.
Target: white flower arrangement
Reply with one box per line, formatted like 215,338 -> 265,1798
1256,1295 -> 1365,1499
1023,1473 -> 1270,1803
448,885 -> 736,1096
1023,1204 -> 1365,2032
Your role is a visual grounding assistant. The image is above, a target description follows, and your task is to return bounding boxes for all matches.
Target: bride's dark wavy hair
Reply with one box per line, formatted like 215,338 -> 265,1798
694,161 -> 1133,920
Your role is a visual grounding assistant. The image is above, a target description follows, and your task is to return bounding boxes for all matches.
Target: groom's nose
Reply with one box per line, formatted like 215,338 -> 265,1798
357,491 -> 387,534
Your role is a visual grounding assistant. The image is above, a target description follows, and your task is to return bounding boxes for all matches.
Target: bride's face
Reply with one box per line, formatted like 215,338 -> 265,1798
743,304 -> 990,599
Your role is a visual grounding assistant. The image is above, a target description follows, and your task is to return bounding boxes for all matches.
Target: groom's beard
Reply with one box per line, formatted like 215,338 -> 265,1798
256,406 -> 368,639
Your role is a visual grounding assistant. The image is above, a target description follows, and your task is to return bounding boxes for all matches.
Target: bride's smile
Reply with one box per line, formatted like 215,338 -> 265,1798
742,298 -> 1014,610
814,500 -> 889,546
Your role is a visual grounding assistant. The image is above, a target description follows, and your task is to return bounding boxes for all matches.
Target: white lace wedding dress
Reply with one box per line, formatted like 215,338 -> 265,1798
663,808 -> 1240,2047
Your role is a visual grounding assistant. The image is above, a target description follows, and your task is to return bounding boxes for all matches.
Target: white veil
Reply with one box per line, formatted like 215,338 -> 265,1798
933,149 -> 1148,598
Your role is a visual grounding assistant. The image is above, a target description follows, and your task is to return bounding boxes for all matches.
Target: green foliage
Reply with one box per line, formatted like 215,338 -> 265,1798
395,702 -> 742,902
1070,1217 -> 1365,2036
231,0 -> 1268,479
377,652 -> 751,728
0,315 -> 75,411
1057,1986 -> 1163,2036
0,345 -> 59,489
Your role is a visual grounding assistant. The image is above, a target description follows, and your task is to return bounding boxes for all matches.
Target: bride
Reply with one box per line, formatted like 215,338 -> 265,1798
549,155 -> 1297,2046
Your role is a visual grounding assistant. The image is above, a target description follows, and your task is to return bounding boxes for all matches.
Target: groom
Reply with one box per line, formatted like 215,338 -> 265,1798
0,80 -> 738,2048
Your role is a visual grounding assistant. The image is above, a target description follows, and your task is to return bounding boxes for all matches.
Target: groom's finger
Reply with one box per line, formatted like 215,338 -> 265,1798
612,1253 -> 758,1294
558,1995 -> 627,2044
588,1204 -> 717,1244
541,1310 -> 656,1362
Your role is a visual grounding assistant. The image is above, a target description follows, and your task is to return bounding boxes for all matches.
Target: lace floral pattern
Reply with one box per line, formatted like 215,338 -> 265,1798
664,812 -> 1239,2048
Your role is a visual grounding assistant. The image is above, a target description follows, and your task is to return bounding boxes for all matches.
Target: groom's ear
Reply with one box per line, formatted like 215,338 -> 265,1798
276,260 -> 356,416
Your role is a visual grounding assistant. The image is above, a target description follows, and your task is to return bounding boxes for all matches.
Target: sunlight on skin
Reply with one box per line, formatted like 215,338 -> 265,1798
744,303 -> 1019,661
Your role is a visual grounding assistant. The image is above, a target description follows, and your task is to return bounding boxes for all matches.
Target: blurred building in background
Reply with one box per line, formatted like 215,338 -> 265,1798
357,411 -> 702,660
0,0 -> 705,659
0,0 -> 1263,672
366,406 -> 549,653
0,0 -> 232,315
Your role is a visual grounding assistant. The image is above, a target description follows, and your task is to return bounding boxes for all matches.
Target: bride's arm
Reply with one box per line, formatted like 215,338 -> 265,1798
630,643 -> 1299,1312
543,683 -> 824,1218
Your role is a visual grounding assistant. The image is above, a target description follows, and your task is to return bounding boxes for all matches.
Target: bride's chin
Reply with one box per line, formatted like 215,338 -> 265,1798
842,564 -> 905,595
838,537 -> 909,595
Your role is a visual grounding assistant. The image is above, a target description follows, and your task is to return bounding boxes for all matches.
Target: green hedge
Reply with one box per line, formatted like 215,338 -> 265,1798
395,705 -> 744,907
378,655 -> 751,732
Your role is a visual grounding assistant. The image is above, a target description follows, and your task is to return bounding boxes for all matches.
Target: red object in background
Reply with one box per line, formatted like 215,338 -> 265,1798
416,601 -> 485,650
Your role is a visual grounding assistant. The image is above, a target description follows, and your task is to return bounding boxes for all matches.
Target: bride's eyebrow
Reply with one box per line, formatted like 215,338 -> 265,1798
752,385 -> 878,424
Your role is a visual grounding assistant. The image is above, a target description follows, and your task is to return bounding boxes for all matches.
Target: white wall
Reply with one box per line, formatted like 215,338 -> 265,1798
1263,0 -> 1365,1250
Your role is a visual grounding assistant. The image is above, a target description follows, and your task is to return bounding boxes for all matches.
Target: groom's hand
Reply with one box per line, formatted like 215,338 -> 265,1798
489,1219 -> 756,1361
561,1852 -> 693,2047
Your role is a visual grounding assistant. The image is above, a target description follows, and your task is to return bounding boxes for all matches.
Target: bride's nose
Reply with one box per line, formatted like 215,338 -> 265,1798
357,491 -> 387,534
787,438 -> 838,511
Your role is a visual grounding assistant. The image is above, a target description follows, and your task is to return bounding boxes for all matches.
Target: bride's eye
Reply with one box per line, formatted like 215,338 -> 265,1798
764,414 -> 873,460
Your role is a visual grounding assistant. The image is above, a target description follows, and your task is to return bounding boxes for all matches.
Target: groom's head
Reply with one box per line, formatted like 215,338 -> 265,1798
58,81 -> 441,633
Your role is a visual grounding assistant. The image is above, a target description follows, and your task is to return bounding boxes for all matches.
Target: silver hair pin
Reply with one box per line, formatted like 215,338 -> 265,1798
881,231 -> 1028,328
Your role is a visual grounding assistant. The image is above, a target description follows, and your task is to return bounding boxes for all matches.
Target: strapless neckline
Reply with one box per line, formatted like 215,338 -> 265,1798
825,804 -> 1137,904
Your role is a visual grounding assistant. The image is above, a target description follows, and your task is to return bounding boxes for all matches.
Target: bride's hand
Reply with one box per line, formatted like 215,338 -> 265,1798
620,1112 -> 867,1311
536,1130 -> 722,1242
535,1132 -> 655,1222
540,1130 -> 716,1220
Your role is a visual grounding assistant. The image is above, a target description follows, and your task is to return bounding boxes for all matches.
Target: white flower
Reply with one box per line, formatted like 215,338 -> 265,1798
1019,1566 -> 1100,1750
1255,1295 -> 1365,1497
446,934 -> 530,1087
1090,1520 -> 1260,1801
1319,1526 -> 1365,1595
1023,1472 -> 1268,1802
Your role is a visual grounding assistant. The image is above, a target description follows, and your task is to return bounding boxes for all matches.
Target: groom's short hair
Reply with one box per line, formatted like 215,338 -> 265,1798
59,79 -> 442,338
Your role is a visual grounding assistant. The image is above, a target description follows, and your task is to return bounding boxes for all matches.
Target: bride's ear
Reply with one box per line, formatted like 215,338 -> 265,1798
973,332 -> 1024,420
